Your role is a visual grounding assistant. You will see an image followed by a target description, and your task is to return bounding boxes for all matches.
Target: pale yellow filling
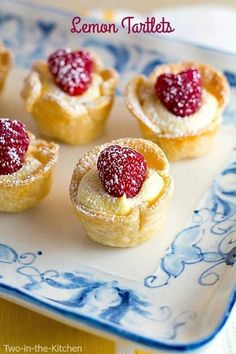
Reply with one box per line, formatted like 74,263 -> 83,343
141,88 -> 219,136
23,61 -> 103,115
44,73 -> 103,114
0,156 -> 42,181
77,168 -> 164,216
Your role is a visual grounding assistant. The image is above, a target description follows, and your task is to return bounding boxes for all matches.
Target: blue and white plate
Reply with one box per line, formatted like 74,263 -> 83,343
0,1 -> 235,351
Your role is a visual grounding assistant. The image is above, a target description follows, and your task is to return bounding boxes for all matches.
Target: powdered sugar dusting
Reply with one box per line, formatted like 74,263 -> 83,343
142,88 -> 219,137
77,167 -> 164,216
0,118 -> 29,175
69,137 -> 170,223
155,69 -> 202,117
0,156 -> 42,183
97,145 -> 147,198
48,49 -> 93,96
44,73 -> 103,116
0,135 -> 59,187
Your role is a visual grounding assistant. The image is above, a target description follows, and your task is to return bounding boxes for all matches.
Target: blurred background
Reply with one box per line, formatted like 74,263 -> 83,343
36,0 -> 236,54
36,0 -> 236,12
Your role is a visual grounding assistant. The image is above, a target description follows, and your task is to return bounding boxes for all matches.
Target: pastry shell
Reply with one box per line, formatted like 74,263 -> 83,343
125,62 -> 230,161
0,133 -> 59,213
21,56 -> 118,145
70,138 -> 174,248
0,43 -> 12,93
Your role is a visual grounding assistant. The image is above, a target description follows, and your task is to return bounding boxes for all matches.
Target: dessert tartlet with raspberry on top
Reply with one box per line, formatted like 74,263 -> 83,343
0,118 -> 59,212
21,48 -> 118,145
125,62 -> 229,161
70,138 -> 173,247
0,43 -> 12,93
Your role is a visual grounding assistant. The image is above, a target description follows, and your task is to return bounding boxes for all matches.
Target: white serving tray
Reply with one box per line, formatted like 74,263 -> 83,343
0,0 -> 235,351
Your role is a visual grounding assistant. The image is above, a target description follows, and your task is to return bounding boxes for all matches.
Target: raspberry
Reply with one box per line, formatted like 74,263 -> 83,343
97,145 -> 147,198
0,119 -> 29,175
48,48 -> 93,96
155,69 -> 203,117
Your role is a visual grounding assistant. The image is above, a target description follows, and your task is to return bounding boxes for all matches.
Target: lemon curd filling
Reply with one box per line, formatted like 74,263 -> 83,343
0,156 -> 42,181
141,88 -> 219,136
23,61 -> 103,116
43,72 -> 103,110
77,168 -> 164,216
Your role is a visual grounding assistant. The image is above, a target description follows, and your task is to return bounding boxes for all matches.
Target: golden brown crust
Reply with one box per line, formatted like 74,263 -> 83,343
0,133 -> 59,213
138,119 -> 220,161
0,43 -> 12,93
70,138 -> 174,247
21,55 -> 119,145
125,62 -> 229,161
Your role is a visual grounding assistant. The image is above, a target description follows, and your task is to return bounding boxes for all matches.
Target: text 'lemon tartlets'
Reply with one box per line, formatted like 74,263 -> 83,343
69,138 -> 174,248
125,62 -> 229,161
21,49 -> 118,145
0,43 -> 12,93
0,132 -> 59,213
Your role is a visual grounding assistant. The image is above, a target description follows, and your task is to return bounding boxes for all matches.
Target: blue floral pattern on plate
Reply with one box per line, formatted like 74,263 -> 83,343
0,149 -> 235,350
0,0 -> 235,351
145,151 -> 236,289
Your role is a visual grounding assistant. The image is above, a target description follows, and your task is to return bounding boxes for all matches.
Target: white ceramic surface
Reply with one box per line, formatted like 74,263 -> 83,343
0,1 -> 235,351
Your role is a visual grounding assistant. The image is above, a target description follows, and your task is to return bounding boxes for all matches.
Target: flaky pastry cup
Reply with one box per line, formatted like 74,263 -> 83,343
69,138 -> 174,248
0,133 -> 59,213
0,43 -> 12,93
125,62 -> 229,161
21,56 -> 118,145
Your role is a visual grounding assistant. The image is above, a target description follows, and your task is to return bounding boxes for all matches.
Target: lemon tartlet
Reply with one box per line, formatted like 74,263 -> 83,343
125,62 -> 229,161
70,138 -> 173,247
21,48 -> 118,145
0,43 -> 12,93
0,119 -> 59,213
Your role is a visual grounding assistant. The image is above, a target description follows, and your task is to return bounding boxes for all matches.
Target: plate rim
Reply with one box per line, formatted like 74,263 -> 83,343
0,0 -> 235,351
0,283 -> 235,352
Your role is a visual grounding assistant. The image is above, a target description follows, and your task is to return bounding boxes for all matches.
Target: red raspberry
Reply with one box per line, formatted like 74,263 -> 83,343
155,69 -> 203,117
0,119 -> 29,175
48,48 -> 93,96
97,145 -> 147,198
